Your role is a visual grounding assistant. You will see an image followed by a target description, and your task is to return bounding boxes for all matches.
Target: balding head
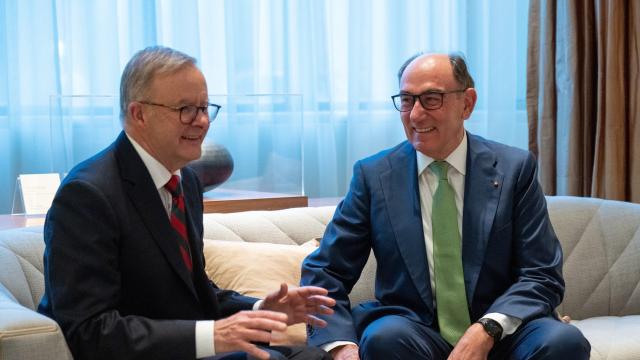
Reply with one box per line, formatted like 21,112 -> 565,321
397,52 -> 474,89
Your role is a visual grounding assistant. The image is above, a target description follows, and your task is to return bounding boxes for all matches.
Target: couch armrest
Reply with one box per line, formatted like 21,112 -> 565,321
0,290 -> 72,360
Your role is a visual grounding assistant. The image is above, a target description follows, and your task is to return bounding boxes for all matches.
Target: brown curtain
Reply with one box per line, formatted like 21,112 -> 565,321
527,0 -> 640,202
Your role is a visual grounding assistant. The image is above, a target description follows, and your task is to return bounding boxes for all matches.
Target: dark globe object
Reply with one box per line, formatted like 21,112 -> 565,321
188,142 -> 234,192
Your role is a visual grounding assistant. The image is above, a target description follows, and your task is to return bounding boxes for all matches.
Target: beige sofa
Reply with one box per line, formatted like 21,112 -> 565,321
1,196 -> 639,359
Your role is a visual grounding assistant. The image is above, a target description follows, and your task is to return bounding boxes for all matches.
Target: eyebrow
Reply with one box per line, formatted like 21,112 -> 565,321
399,88 -> 446,95
173,98 -> 209,107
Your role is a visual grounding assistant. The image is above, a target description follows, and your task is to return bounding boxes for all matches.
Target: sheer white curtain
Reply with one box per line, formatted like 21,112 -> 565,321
0,0 -> 529,213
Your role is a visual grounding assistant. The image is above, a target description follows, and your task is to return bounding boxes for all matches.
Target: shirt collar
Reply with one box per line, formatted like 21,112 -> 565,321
416,131 -> 468,176
125,132 -> 181,190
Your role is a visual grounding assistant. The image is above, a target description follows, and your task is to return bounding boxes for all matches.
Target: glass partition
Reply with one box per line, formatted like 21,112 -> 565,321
202,94 -> 304,199
43,94 -> 303,213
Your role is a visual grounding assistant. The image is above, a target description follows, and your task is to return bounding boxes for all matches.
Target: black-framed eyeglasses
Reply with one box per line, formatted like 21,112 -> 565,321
139,101 -> 221,124
391,89 -> 467,112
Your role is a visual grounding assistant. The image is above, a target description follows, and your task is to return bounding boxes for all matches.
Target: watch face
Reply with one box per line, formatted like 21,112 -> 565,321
479,319 -> 502,340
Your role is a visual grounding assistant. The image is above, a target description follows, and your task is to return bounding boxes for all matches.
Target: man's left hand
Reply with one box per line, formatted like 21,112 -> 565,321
262,283 -> 336,327
447,323 -> 494,360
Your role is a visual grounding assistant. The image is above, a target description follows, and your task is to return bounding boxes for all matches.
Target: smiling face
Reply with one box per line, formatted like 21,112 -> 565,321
126,64 -> 210,172
399,54 -> 477,160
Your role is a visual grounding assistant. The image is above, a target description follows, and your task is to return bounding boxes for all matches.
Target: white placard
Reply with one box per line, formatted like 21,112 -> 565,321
18,173 -> 61,215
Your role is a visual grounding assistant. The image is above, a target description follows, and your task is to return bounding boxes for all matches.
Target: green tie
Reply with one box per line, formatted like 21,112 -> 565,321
430,161 -> 470,345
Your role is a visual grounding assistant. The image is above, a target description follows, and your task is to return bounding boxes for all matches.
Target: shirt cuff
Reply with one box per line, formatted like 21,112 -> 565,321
195,320 -> 215,358
482,313 -> 522,339
322,341 -> 358,353
253,299 -> 263,310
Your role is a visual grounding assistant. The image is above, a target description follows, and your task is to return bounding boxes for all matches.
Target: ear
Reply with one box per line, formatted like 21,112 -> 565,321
127,101 -> 145,125
462,88 -> 477,120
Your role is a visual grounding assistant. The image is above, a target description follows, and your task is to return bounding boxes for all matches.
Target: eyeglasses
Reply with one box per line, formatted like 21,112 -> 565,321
139,101 -> 221,124
391,89 -> 467,112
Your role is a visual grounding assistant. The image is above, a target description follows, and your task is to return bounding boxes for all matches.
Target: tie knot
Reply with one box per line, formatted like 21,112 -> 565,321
429,161 -> 450,180
164,175 -> 182,197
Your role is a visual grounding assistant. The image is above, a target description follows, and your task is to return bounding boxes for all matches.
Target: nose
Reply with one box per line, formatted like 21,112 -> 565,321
192,108 -> 210,126
409,98 -> 427,120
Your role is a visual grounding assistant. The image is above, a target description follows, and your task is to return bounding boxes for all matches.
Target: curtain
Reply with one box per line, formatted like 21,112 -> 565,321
527,0 -> 640,201
0,0 -> 529,213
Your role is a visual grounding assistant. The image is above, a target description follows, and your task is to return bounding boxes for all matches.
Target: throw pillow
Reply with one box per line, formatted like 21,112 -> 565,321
203,239 -> 319,345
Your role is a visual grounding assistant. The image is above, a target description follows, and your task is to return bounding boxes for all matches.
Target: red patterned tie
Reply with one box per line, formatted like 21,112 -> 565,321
164,175 -> 193,272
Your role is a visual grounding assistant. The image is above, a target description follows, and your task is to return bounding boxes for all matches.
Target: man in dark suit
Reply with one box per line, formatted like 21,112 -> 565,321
38,46 -> 334,360
301,53 -> 590,359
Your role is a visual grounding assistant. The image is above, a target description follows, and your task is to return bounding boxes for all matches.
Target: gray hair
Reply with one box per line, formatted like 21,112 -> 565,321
119,46 -> 197,120
397,51 -> 475,89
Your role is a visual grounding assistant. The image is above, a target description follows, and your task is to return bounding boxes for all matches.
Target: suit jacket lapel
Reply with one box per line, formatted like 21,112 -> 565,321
114,132 -> 198,298
380,142 -> 434,309
462,134 -> 503,304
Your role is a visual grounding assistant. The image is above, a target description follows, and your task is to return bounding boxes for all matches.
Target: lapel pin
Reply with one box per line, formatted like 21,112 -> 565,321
492,180 -> 499,188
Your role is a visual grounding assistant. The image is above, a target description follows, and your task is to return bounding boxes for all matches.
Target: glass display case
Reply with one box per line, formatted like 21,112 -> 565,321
201,94 -> 305,212
46,94 -> 305,213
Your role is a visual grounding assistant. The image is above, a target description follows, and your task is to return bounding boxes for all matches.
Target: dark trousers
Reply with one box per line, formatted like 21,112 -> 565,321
358,315 -> 591,360
210,345 -> 330,360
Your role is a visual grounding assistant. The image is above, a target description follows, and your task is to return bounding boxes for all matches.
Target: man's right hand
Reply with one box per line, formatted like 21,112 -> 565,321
330,344 -> 360,360
214,310 -> 288,360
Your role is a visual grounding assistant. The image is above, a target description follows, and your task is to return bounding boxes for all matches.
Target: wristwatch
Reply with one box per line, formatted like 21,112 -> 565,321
476,318 -> 503,343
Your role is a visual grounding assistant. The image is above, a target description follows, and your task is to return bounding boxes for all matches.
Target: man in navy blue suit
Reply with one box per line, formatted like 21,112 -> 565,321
301,53 -> 590,359
39,46 -> 334,360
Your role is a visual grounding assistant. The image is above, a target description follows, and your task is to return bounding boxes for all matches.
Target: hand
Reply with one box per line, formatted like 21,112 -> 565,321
556,310 -> 571,323
261,283 -> 336,327
214,310 -> 288,360
447,323 -> 493,360
330,344 -> 360,360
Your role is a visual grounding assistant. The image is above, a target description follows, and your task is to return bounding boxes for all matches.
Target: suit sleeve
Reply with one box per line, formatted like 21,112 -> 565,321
41,179 -> 197,360
485,152 -> 565,322
301,160 -> 373,346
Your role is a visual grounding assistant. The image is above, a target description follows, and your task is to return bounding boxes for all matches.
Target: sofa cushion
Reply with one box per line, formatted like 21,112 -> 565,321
0,286 -> 72,360
547,197 -> 640,319
0,227 -> 46,310
202,206 -> 334,245
571,315 -> 640,360
203,238 -> 319,345
202,206 -> 377,307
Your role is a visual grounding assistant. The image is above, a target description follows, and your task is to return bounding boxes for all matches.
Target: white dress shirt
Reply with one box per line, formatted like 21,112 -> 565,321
324,132 -> 520,352
127,133 -> 264,358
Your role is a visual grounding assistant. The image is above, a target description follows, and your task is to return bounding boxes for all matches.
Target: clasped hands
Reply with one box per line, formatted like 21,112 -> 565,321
215,283 -> 335,359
